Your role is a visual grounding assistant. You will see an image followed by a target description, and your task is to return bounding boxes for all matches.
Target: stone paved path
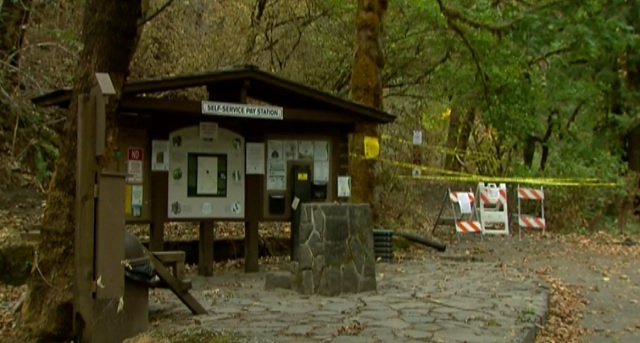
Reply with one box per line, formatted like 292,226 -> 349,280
148,259 -> 547,343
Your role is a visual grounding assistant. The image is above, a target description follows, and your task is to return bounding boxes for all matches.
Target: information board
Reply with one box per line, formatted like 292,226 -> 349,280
167,126 -> 245,219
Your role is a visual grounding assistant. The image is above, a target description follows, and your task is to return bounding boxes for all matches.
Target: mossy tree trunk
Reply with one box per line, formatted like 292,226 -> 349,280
349,0 -> 387,223
13,1 -> 145,341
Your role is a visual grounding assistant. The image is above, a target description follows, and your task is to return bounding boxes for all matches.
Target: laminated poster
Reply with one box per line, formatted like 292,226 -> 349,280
337,176 -> 351,198
313,141 -> 329,161
313,161 -> 330,183
246,143 -> 265,175
284,141 -> 298,160
268,140 -> 284,160
151,140 -> 170,171
267,160 -> 286,191
298,141 -> 314,160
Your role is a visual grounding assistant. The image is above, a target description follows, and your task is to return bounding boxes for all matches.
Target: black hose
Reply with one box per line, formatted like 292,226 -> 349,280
394,231 -> 447,252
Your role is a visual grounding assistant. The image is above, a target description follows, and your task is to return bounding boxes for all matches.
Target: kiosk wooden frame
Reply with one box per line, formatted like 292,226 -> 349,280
33,65 -> 396,274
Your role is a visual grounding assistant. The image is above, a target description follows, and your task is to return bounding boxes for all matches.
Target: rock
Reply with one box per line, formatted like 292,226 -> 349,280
264,271 -> 292,290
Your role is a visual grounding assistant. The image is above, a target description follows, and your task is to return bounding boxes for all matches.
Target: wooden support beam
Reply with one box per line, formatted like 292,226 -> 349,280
198,221 -> 215,276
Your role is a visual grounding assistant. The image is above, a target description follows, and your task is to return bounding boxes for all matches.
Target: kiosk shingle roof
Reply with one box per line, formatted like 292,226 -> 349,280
32,65 -> 395,124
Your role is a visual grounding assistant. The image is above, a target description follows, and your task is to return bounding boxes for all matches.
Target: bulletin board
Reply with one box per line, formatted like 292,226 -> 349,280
261,136 -> 333,220
167,125 -> 245,219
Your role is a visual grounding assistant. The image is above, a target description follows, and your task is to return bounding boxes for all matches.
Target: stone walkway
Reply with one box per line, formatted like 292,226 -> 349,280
148,259 -> 548,343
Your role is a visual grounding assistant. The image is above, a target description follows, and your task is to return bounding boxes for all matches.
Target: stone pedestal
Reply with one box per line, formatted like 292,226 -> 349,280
290,203 -> 377,296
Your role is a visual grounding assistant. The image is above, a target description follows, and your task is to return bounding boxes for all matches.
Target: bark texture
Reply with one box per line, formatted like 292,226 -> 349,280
14,1 -> 144,341
0,0 -> 31,130
349,0 -> 387,223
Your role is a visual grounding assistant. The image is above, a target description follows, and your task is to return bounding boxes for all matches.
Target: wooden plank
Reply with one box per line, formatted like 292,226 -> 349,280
152,251 -> 185,263
74,93 -> 97,341
145,248 -> 207,315
95,172 -> 126,299
20,230 -> 40,242
198,221 -> 214,276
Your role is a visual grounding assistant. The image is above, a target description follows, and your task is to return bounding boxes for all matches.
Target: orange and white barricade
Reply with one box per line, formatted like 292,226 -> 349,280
432,188 -> 482,239
476,182 -> 509,235
517,185 -> 546,238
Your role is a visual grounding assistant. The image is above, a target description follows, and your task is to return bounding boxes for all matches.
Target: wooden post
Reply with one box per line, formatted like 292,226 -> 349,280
149,171 -> 167,251
94,172 -> 126,298
244,171 -> 261,273
244,220 -> 260,272
74,94 -> 97,341
198,221 -> 215,276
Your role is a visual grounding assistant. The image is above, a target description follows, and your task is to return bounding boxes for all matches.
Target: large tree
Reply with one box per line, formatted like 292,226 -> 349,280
0,0 -> 32,133
13,0 -> 146,341
348,0 -> 387,221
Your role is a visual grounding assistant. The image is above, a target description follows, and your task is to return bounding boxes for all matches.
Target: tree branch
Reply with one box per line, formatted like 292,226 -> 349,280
436,0 -> 508,35
137,0 -> 175,27
446,19 -> 490,95
385,50 -> 451,89
528,46 -> 572,67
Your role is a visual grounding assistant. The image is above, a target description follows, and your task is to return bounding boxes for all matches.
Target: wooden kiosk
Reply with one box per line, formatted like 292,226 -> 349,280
33,65 -> 396,275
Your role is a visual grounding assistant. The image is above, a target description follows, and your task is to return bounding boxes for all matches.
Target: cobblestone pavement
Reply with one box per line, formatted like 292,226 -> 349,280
148,259 -> 548,343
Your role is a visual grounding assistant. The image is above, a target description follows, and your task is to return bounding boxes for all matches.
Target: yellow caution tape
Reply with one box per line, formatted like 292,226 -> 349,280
380,133 -> 492,158
398,174 -> 618,187
349,153 -> 618,187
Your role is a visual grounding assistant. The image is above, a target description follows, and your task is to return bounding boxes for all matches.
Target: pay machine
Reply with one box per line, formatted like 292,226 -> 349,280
288,164 -> 328,260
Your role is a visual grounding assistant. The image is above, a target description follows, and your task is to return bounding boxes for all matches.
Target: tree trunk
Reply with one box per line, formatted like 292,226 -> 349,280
445,107 -> 474,171
13,1 -> 144,341
0,0 -> 31,130
349,0 -> 387,223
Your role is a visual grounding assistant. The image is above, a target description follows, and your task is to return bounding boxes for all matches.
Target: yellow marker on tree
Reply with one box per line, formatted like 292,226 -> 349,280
364,136 -> 380,159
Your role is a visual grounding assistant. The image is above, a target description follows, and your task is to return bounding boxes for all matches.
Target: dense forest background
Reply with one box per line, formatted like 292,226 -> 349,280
2,0 -> 640,233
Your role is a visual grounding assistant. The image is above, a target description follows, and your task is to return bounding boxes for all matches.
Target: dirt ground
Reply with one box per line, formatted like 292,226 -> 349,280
0,184 -> 639,342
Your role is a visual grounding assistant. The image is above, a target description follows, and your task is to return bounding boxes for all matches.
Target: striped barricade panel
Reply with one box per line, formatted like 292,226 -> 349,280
518,215 -> 546,229
477,183 -> 510,235
455,221 -> 482,233
479,187 -> 508,206
517,187 -> 544,200
449,192 -> 476,203
517,185 -> 546,238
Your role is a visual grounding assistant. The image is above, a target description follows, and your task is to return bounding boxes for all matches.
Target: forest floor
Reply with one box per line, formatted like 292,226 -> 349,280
0,178 -> 639,342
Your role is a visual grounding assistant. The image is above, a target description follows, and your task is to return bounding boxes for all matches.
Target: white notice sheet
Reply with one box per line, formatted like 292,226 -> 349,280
457,193 -> 472,214
197,156 -> 218,195
246,143 -> 265,175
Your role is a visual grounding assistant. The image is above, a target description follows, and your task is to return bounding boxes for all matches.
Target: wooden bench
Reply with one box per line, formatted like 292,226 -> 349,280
20,230 -> 41,243
151,251 -> 192,291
